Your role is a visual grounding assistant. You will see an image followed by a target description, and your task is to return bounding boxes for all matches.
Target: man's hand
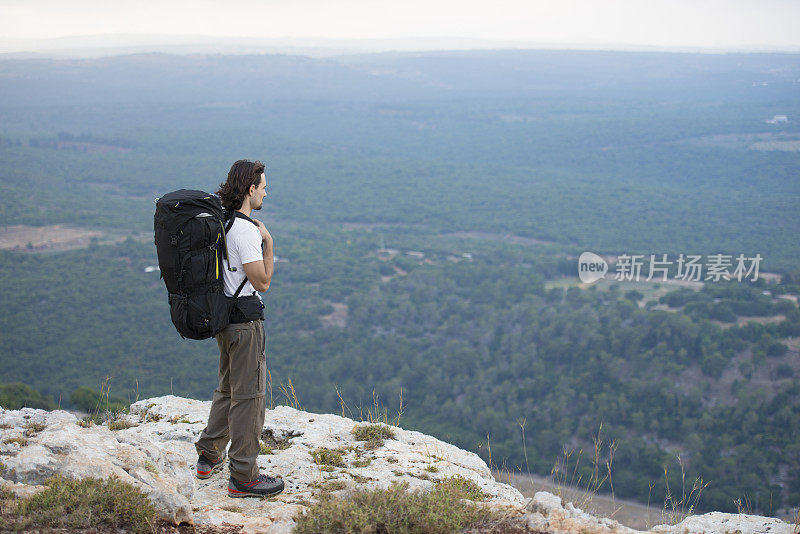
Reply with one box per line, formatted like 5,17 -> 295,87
243,219 -> 274,292
254,219 -> 273,247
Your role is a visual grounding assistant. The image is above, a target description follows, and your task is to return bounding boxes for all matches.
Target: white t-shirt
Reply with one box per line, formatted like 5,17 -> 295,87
223,217 -> 263,299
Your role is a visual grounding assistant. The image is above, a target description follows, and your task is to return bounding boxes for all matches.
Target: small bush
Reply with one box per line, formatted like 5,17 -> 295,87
0,382 -> 56,410
70,385 -> 128,414
425,465 -> 439,473
352,424 -> 395,449
311,448 -> 345,468
259,441 -> 274,455
9,475 -> 156,533
436,475 -> 488,501
77,414 -> 98,427
3,436 -> 28,447
312,479 -> 347,493
22,421 -> 46,436
108,417 -> 138,431
109,417 -> 130,430
351,458 -> 372,468
294,478 -> 496,534
168,415 -> 197,424
144,461 -> 158,474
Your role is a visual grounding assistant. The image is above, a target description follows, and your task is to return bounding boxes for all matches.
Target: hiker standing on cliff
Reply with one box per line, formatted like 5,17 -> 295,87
194,159 -> 285,498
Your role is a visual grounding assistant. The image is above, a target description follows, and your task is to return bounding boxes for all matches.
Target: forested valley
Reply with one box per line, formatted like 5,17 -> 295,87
1,49 -> 798,517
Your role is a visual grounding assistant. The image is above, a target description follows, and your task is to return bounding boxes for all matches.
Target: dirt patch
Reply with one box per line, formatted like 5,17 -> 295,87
381,264 -> 407,282
320,302 -> 348,328
376,248 -> 400,261
342,222 -> 426,231
0,225 -> 108,252
712,315 -> 787,330
749,140 -> 800,152
502,471 -> 662,530
441,231 -> 555,247
678,132 -> 800,150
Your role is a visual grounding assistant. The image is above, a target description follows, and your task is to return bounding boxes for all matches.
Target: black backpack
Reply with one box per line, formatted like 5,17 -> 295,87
154,189 -> 252,340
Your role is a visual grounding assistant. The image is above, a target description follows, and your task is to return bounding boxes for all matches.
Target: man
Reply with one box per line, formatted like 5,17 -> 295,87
194,159 -> 285,498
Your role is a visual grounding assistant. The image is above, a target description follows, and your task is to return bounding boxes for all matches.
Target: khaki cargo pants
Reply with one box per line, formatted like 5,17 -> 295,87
195,320 -> 266,482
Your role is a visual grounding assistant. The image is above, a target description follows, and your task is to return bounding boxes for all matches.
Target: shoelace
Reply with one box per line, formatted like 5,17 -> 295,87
239,475 -> 278,487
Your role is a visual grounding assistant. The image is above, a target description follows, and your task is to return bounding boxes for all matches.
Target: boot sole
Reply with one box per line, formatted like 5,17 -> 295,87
196,461 -> 225,479
227,486 -> 285,498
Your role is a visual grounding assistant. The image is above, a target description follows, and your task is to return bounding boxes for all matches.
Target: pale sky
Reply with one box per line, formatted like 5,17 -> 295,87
1,0 -> 799,51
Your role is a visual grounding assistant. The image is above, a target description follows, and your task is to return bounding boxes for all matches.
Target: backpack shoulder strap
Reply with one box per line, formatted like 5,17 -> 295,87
221,210 -> 263,273
233,211 -> 259,227
232,277 -> 248,300
228,211 -> 254,300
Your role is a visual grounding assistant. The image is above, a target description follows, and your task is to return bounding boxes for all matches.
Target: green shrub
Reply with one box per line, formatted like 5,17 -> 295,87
311,447 -> 345,468
351,458 -> 372,468
9,475 -> 156,533
70,386 -> 128,414
352,424 -> 395,449
108,417 -> 138,431
294,477 -> 495,534
3,436 -> 28,447
0,382 -> 55,410
435,474 -> 488,501
22,421 -> 46,436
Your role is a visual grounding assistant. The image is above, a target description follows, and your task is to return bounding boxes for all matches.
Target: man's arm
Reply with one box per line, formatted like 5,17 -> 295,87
242,221 -> 273,292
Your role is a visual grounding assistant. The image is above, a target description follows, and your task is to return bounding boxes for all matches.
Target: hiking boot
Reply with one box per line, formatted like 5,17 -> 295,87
196,452 -> 225,479
228,474 -> 285,498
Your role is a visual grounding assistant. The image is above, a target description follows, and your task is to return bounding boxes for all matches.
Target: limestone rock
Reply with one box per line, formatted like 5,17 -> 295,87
1,395 -> 525,531
652,511 -> 796,534
2,398 -> 795,534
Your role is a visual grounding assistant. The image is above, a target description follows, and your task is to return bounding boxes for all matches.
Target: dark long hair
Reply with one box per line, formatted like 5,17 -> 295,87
217,160 -> 265,210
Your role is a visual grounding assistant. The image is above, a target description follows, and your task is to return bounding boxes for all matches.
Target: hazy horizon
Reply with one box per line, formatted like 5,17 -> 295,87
2,0 -> 799,56
2,33 -> 799,60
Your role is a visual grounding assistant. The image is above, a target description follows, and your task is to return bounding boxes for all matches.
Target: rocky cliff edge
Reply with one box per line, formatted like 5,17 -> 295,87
0,396 -> 794,534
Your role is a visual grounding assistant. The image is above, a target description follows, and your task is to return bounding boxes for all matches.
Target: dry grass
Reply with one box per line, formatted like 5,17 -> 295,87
351,457 -> 372,468
2,436 -> 28,447
294,477 -> 496,534
335,386 -> 404,428
352,423 -> 395,450
108,417 -> 138,431
22,421 -> 46,436
279,378 -> 302,410
549,423 -> 618,516
660,455 -> 708,525
311,447 -> 346,468
0,475 -> 156,533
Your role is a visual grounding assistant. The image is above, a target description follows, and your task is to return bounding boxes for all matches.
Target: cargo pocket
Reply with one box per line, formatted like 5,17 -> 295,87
258,355 -> 266,396
258,321 -> 266,394
259,321 -> 266,356
230,322 -> 265,400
